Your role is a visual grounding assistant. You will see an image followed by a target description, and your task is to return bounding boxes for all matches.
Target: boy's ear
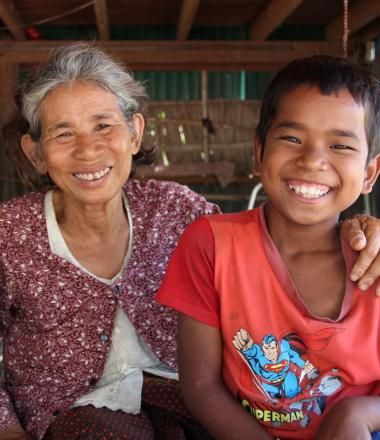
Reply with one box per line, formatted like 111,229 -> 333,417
253,137 -> 264,177
362,155 -> 380,194
21,134 -> 48,174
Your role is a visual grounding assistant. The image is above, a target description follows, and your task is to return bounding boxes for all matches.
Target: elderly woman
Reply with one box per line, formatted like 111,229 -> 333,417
0,43 -> 379,440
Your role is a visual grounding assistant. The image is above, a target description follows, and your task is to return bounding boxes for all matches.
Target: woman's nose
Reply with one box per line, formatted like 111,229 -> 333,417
73,132 -> 104,159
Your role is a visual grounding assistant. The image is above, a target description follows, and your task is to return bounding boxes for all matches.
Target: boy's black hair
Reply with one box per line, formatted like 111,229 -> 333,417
256,55 -> 380,160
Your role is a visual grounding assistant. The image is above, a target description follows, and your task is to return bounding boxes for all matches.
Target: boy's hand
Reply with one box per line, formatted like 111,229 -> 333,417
315,397 -> 375,440
340,215 -> 380,295
0,424 -> 32,439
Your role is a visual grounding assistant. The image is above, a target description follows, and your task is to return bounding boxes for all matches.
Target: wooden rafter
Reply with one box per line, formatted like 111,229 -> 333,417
177,0 -> 200,40
0,0 -> 25,40
94,0 -> 109,40
0,40 -> 343,71
355,19 -> 380,42
327,0 -> 380,40
249,0 -> 304,40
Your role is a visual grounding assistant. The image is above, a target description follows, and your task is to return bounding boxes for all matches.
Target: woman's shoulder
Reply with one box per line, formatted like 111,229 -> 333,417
125,178 -> 195,199
124,178 -> 220,215
0,191 -> 46,229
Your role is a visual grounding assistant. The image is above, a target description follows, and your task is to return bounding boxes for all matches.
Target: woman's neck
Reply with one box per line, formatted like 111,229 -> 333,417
52,189 -> 126,237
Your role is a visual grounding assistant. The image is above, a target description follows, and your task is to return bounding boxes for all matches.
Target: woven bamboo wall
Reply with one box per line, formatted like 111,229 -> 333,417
142,99 -> 261,180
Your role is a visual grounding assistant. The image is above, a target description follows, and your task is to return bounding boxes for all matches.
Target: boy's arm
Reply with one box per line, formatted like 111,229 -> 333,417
178,313 -> 273,440
315,396 -> 380,440
0,424 -> 31,439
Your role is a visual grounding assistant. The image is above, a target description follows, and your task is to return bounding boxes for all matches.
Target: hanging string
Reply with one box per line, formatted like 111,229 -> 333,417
342,0 -> 349,58
0,1 -> 95,32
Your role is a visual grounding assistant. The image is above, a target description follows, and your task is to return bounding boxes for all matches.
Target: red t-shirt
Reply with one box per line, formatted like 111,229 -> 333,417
157,206 -> 380,440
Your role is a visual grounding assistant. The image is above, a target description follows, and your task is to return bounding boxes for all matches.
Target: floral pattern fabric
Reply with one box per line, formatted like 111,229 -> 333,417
0,179 -> 219,439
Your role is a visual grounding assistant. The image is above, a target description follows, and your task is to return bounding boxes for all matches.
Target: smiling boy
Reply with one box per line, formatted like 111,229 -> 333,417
157,56 -> 380,439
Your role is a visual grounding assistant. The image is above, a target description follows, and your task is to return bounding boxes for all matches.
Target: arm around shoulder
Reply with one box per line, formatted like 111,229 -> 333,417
178,313 -> 273,440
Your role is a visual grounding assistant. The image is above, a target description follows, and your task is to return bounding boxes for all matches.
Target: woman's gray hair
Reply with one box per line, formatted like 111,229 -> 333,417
22,42 -> 148,140
4,42 -> 156,189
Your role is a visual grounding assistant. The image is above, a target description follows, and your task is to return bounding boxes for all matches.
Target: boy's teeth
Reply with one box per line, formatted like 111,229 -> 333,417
288,183 -> 329,199
75,167 -> 110,181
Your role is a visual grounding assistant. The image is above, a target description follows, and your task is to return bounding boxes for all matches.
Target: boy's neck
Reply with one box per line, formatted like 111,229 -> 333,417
264,202 -> 341,256
263,202 -> 346,320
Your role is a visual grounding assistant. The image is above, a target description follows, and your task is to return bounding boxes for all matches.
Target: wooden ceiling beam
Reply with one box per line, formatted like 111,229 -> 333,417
94,0 -> 110,40
0,0 -> 26,40
353,19 -> 380,43
327,0 -> 380,40
249,0 -> 304,40
177,0 -> 200,40
0,40 -> 343,71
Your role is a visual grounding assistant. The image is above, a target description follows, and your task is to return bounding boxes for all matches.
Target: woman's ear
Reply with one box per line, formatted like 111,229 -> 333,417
253,137 -> 264,177
362,155 -> 380,194
21,134 -> 48,174
130,113 -> 145,155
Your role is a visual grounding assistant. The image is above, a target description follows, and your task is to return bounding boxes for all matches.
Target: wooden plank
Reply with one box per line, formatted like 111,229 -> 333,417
0,0 -> 25,40
249,0 -> 304,40
94,0 -> 109,40
177,0 -> 200,40
0,40 -> 343,71
353,19 -> 380,43
327,0 -> 380,40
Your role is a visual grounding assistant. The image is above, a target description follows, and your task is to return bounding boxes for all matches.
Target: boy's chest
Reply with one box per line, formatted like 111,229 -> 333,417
284,252 -> 346,319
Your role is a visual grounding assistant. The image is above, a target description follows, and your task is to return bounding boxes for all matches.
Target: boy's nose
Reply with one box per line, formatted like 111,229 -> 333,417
295,147 -> 328,170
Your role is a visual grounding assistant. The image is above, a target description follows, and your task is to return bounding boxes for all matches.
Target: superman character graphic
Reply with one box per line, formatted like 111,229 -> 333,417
232,328 -> 343,429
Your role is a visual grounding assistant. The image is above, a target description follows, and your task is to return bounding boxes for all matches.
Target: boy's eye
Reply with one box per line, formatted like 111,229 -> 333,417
281,136 -> 301,144
330,144 -> 354,150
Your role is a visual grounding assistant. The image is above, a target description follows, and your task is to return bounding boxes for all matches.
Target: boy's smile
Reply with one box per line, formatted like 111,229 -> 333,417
255,85 -> 379,232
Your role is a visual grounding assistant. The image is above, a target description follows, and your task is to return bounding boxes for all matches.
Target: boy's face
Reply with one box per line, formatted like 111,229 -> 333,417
255,85 -> 380,227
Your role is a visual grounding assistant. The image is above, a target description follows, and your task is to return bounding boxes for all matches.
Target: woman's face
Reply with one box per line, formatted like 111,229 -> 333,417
22,81 -> 144,209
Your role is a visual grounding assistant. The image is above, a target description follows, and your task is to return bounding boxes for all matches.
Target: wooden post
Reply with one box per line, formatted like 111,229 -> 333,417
0,61 -> 17,126
0,61 -> 19,201
201,70 -> 209,162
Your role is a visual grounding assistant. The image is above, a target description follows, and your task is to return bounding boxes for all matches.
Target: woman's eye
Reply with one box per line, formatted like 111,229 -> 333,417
56,131 -> 72,138
96,123 -> 112,131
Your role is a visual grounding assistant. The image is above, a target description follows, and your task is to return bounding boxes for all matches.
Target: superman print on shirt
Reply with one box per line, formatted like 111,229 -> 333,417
232,327 -> 343,432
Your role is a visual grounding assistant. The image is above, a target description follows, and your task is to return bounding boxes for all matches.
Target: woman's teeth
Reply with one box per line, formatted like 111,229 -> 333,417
74,167 -> 111,181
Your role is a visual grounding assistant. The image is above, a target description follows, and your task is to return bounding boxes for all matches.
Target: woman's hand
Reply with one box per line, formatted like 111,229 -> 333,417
340,215 -> 380,294
0,424 -> 31,440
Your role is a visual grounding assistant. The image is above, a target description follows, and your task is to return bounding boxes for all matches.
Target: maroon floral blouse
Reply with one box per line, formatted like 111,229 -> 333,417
0,179 -> 219,439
